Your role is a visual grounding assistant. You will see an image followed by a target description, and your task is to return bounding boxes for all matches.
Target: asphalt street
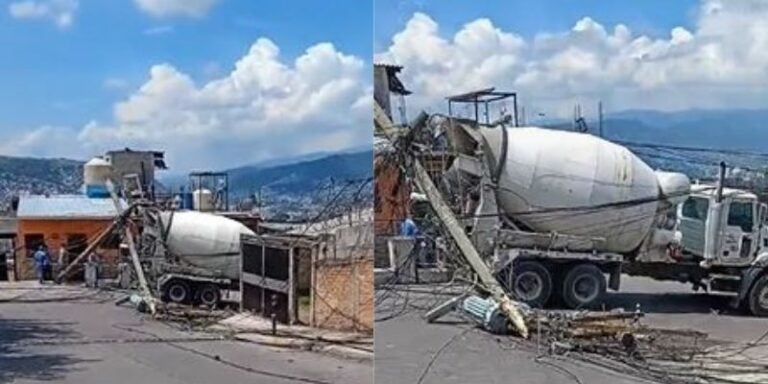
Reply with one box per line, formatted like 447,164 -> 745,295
374,275 -> 768,384
0,283 -> 372,384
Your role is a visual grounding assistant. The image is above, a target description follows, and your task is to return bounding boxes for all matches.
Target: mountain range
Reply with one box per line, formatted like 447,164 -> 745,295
0,149 -> 373,212
538,108 -> 768,177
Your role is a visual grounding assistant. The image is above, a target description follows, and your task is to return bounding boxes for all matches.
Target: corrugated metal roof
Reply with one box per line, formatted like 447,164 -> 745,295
0,217 -> 17,236
17,195 -> 126,219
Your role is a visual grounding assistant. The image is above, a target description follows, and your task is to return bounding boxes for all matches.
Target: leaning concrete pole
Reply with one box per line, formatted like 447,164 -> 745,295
106,180 -> 157,315
411,159 -> 529,338
374,100 -> 529,337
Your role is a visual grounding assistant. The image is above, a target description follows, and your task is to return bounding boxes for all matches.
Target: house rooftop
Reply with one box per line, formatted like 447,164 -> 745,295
17,195 -> 126,220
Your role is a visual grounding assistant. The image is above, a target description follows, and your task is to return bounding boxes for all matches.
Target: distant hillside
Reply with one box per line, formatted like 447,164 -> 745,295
158,150 -> 373,198
0,156 -> 83,209
159,149 -> 373,219
533,108 -> 768,176
603,109 -> 768,151
225,150 -> 373,198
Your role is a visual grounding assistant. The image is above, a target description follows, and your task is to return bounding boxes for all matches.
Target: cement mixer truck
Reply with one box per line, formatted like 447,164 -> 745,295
135,210 -> 255,307
427,117 -> 768,316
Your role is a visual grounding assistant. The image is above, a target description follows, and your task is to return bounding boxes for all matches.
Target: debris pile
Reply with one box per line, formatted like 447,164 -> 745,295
522,310 -> 768,384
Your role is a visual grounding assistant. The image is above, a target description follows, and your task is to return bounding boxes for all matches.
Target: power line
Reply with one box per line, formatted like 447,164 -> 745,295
617,140 -> 768,160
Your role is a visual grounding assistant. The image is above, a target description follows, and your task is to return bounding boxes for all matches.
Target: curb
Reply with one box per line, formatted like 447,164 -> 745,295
233,332 -> 373,361
317,344 -> 374,361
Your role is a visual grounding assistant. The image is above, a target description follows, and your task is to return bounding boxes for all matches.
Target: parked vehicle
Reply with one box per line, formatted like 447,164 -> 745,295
438,120 -> 768,315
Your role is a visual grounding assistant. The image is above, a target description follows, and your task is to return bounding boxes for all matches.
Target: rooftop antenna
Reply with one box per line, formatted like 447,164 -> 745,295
598,101 -> 604,138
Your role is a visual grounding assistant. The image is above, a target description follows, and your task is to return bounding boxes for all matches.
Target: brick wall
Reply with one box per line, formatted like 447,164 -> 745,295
311,220 -> 373,333
313,258 -> 373,333
15,219 -> 120,281
374,156 -> 409,236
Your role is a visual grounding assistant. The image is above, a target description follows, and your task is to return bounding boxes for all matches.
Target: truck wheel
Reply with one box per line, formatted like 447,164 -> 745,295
506,261 -> 552,307
164,279 -> 191,304
561,264 -> 605,309
747,274 -> 768,317
198,284 -> 221,308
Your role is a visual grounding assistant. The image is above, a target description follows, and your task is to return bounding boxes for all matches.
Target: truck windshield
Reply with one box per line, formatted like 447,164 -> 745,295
727,201 -> 754,232
682,197 -> 709,221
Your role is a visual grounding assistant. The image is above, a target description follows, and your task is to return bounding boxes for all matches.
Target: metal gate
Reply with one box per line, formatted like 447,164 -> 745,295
240,234 -> 315,324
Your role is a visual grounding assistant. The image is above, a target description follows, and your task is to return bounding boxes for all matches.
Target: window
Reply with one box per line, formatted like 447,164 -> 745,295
727,201 -> 754,232
24,234 -> 45,257
682,197 -> 709,221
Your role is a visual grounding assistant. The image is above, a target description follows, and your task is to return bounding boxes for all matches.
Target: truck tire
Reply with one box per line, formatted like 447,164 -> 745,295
561,263 -> 605,309
506,261 -> 552,307
747,274 -> 768,317
164,279 -> 191,304
197,284 -> 221,308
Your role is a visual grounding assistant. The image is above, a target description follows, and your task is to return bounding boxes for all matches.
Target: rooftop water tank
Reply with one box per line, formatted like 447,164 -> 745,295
84,157 -> 112,198
193,189 -> 214,211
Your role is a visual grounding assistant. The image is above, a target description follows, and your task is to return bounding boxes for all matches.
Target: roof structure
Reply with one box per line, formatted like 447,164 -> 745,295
0,217 -> 17,238
17,195 -> 126,220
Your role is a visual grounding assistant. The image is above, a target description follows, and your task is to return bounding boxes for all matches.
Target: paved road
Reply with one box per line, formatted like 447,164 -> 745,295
375,275 -> 768,384
0,284 -> 372,384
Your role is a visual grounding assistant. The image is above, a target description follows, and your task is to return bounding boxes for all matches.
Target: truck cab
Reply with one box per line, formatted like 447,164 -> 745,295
678,185 -> 768,266
677,185 -> 768,316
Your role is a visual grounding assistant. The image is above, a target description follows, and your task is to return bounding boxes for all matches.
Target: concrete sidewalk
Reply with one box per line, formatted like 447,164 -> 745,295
212,313 -> 373,360
0,281 -> 119,303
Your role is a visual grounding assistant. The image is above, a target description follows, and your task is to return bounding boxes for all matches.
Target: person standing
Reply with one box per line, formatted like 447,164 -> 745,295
33,245 -> 51,284
399,215 -> 419,237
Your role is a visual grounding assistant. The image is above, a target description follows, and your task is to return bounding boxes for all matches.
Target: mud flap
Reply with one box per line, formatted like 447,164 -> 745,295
608,263 -> 622,291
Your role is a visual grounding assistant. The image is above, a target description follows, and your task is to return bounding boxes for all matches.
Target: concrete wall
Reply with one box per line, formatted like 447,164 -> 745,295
105,151 -> 156,190
15,219 -> 119,280
374,65 -> 391,119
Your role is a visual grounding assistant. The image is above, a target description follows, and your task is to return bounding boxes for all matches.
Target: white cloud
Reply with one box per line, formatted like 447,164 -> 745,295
0,126 -> 85,159
143,25 -> 174,35
8,0 -> 78,28
103,77 -> 130,90
375,0 -> 768,118
8,38 -> 371,170
134,0 -> 218,18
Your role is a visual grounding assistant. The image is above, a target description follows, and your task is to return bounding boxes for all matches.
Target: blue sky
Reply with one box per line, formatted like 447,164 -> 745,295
0,0 -> 372,170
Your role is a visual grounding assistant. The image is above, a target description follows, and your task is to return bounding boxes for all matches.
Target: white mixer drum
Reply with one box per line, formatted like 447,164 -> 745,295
481,127 -> 663,253
160,211 -> 255,279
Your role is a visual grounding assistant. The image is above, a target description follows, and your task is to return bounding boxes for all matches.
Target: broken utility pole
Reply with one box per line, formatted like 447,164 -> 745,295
411,158 -> 529,338
375,98 -> 529,336
106,180 -> 157,315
